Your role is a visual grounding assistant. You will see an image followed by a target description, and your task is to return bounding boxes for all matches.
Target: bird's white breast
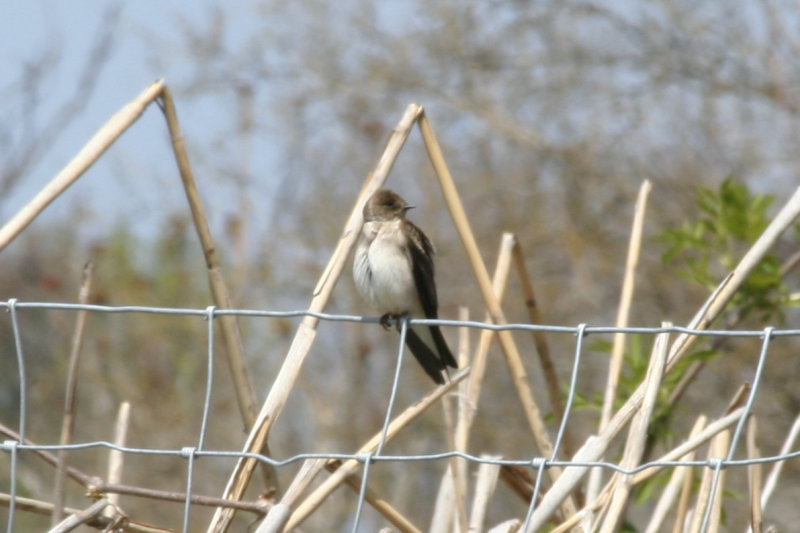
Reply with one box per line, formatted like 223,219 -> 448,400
353,219 -> 419,315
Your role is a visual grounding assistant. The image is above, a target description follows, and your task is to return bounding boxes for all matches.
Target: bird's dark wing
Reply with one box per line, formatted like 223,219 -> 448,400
405,220 -> 457,370
404,220 -> 438,319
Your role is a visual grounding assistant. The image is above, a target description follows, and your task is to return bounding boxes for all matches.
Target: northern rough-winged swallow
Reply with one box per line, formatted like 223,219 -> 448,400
353,188 -> 457,384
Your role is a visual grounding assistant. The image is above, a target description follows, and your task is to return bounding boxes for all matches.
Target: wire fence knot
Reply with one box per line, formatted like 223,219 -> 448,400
180,446 -> 198,459
530,457 -> 547,469
357,451 -> 376,465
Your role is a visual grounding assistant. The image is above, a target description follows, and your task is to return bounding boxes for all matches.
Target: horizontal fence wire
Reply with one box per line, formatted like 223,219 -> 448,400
1,299 -> 798,532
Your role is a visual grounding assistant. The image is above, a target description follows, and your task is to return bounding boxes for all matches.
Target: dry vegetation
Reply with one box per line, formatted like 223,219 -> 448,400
2,2 -> 800,532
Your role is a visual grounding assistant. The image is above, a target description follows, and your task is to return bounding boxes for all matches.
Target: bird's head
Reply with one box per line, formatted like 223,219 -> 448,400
363,189 -> 414,221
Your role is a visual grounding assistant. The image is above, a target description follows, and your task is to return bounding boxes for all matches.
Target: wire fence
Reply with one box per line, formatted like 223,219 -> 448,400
2,299 -> 799,532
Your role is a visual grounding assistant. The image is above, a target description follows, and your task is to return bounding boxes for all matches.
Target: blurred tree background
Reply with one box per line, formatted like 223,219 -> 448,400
2,1 -> 800,531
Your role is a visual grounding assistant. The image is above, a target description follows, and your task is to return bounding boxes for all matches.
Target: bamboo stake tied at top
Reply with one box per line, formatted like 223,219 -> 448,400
0,78 -> 279,497
419,113 -> 577,519
0,80 -> 164,253
206,103 -> 424,532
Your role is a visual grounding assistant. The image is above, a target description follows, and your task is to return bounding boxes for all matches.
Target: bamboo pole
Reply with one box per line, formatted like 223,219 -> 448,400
206,104 -> 424,532
688,430 -> 730,533
418,112 -> 577,518
759,412 -> 800,515
0,80 -> 165,253
284,367 -> 469,531
588,180 -> 651,504
599,327 -> 668,533
643,416 -> 706,533
161,85 -> 281,491
454,233 -> 515,456
747,416 -> 763,533
469,457 -> 501,532
103,402 -> 130,519
435,233 -> 515,533
324,461 -> 424,533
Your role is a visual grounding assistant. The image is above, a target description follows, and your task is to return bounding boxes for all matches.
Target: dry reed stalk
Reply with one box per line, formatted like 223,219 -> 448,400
430,469 -> 457,533
104,401 -> 131,519
323,460 -> 423,533
549,481 -> 615,533
589,180 -> 652,504
455,233 -> 515,454
688,429 -> 730,533
418,113 -> 577,519
284,366 -> 469,531
747,416 -> 763,533
207,103 -> 424,533
673,454 -> 694,533
279,457 -> 423,532
510,237 -> 570,457
158,85 -> 273,469
469,456 -> 501,532
599,327 -> 668,533
525,185 -> 800,532
434,236 -> 514,533
759,413 -> 800,515
49,498 -> 110,533
52,261 -> 94,525
278,459 -> 326,508
431,306 -> 471,533
488,518 -> 523,532
631,407 -> 745,487
0,80 -> 164,252
643,416 -> 707,533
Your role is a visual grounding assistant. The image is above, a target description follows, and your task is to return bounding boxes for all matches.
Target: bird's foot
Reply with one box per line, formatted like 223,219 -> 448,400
379,313 -> 394,330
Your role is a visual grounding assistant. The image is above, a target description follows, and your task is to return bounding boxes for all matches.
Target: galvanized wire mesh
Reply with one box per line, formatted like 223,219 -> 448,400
1,300 -> 797,532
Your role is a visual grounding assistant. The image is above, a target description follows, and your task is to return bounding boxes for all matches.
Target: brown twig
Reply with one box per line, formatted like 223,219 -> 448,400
0,423 -> 268,517
52,260 -> 94,525
0,493 -> 172,533
510,236 -> 571,457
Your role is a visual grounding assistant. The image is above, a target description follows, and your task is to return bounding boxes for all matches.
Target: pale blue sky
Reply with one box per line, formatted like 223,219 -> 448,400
1,0 -> 275,244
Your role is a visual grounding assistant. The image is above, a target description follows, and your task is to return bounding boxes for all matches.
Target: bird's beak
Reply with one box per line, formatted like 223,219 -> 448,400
403,204 -> 415,211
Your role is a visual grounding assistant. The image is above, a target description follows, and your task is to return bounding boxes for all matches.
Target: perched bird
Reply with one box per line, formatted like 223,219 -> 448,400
353,188 -> 457,384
